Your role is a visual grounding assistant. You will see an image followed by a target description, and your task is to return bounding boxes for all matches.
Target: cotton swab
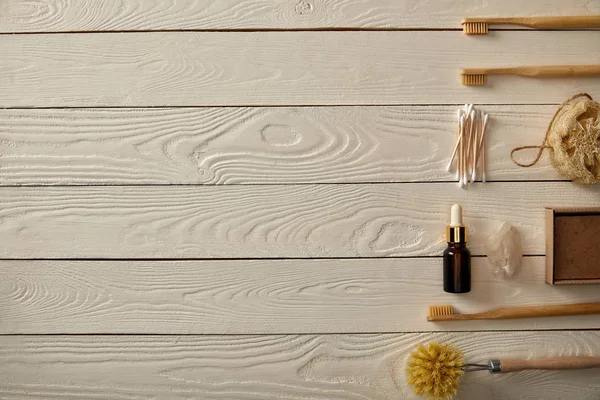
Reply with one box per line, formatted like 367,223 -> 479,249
456,114 -> 466,188
459,112 -> 468,187
473,112 -> 489,182
447,105 -> 489,186
464,109 -> 476,186
461,105 -> 473,187
480,113 -> 489,182
471,110 -> 482,182
447,109 -> 464,172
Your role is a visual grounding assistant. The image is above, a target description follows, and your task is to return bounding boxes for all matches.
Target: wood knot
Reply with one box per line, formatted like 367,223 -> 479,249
295,0 -> 313,15
260,124 -> 301,146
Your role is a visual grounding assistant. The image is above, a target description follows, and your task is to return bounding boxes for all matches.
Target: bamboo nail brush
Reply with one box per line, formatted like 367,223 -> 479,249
462,15 -> 600,34
461,64 -> 600,86
428,302 -> 600,321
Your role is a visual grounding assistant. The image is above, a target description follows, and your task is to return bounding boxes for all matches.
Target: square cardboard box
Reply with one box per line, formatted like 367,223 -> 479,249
546,207 -> 600,285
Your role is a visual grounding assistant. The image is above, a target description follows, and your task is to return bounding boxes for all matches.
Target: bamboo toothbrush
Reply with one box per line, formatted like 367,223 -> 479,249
428,303 -> 600,322
461,64 -> 600,86
462,15 -> 600,35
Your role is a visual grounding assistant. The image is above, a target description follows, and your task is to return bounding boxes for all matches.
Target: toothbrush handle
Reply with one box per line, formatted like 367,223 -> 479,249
488,65 -> 600,77
462,15 -> 600,29
498,356 -> 600,373
512,65 -> 600,77
476,16 -> 600,29
481,303 -> 600,319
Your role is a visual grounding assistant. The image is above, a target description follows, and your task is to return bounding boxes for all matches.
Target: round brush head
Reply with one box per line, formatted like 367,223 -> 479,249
406,342 -> 465,399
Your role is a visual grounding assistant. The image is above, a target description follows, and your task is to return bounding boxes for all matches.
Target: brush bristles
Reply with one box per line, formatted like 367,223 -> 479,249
429,305 -> 454,317
462,22 -> 489,35
461,74 -> 486,86
406,342 -> 465,400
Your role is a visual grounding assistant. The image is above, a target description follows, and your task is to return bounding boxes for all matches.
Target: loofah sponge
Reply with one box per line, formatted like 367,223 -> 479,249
406,342 -> 465,400
547,94 -> 600,184
511,93 -> 600,184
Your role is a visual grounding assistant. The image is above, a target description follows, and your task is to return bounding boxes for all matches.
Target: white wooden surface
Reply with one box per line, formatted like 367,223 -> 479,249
3,257 -> 600,334
2,332 -> 600,400
0,0 -> 598,31
1,183 -> 599,258
0,106 -> 560,185
2,0 -> 600,398
2,31 -> 600,107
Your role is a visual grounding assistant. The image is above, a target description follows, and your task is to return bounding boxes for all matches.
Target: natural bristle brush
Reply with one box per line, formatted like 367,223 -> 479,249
428,302 -> 600,322
406,342 -> 600,400
462,15 -> 600,35
461,64 -> 600,86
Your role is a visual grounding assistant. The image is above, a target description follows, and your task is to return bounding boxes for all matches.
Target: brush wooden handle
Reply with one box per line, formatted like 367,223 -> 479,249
463,16 -> 600,29
462,65 -> 600,78
479,303 -> 600,319
499,356 -> 600,373
429,303 -> 600,321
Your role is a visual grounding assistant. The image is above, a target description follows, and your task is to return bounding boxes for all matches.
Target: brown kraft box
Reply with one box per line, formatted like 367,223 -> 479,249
546,207 -> 600,285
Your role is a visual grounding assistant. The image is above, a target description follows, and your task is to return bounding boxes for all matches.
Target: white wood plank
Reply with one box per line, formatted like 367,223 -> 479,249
0,0 -> 597,31
0,106 -> 561,185
1,31 -> 599,107
3,257 -> 600,334
1,183 -> 599,259
2,332 -> 600,399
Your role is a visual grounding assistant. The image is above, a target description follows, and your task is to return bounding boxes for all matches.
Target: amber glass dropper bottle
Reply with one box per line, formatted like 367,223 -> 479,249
443,204 -> 471,293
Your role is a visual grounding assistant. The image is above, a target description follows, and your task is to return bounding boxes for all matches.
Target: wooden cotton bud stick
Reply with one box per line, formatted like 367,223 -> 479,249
458,115 -> 466,186
460,112 -> 469,187
471,110 -> 482,182
464,109 -> 476,186
476,113 -> 489,182
447,109 -> 465,173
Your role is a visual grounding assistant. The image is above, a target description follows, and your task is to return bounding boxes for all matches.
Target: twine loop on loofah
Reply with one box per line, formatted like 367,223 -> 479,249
511,93 -> 600,184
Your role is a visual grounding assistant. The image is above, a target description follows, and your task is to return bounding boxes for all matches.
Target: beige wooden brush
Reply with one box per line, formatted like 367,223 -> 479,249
428,303 -> 600,321
407,342 -> 600,400
462,15 -> 600,34
461,64 -> 600,86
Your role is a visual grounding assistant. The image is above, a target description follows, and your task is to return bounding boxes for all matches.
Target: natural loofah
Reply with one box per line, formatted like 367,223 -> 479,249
511,93 -> 600,184
406,342 -> 465,400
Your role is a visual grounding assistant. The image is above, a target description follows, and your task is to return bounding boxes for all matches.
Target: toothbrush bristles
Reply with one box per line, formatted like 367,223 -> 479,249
462,74 -> 486,86
462,22 -> 489,35
428,305 -> 454,317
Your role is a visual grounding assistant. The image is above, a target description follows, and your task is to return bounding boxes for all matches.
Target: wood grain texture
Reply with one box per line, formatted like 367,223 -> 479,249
0,0 -> 598,31
1,31 -> 600,107
2,332 -> 600,399
2,183 -> 600,259
0,106 -> 561,185
3,257 -> 600,334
